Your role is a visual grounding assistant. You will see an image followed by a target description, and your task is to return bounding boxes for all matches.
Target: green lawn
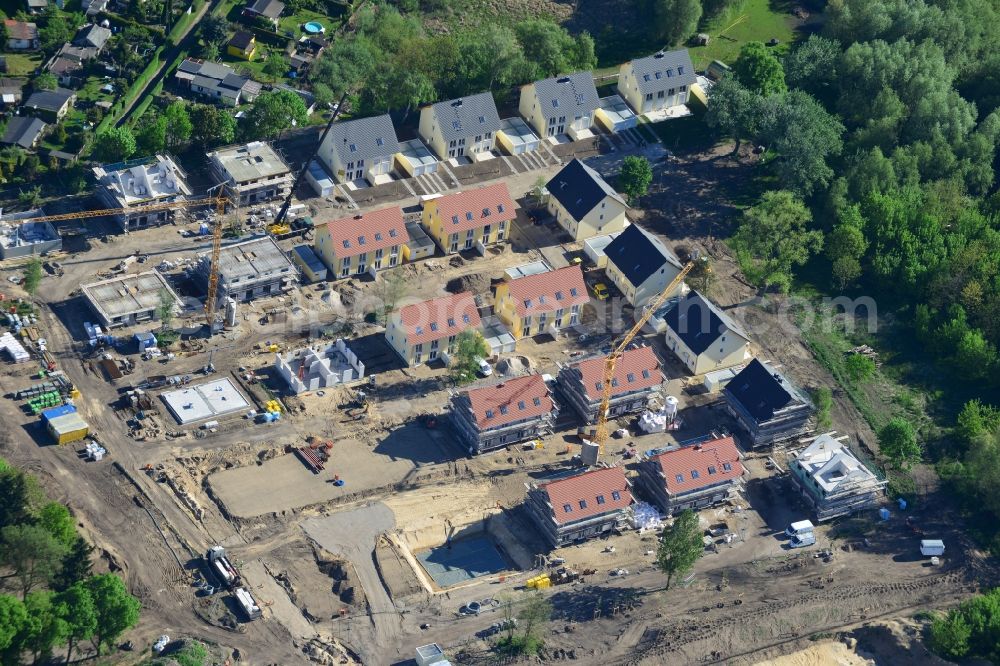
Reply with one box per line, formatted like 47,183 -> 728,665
4,53 -> 42,77
688,0 -> 798,69
278,9 -> 337,40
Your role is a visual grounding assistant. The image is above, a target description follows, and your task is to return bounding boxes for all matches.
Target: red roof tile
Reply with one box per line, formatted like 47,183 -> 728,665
507,265 -> 589,318
572,346 -> 664,401
432,182 -> 517,233
324,206 -> 408,259
398,292 -> 482,346
541,467 -> 632,526
653,436 -> 743,495
5,20 -> 37,41
465,374 -> 553,430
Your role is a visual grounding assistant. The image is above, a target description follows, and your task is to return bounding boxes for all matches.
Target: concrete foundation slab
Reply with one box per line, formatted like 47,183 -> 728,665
161,378 -> 250,424
416,535 -> 508,587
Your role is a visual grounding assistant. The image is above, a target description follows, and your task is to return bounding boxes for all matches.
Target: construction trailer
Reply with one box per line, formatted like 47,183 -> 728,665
787,433 -> 887,522
46,412 -> 89,444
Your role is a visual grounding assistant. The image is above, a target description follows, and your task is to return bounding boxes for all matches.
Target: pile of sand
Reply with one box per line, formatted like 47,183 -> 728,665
755,641 -> 874,666
446,271 -> 491,295
497,355 -> 532,376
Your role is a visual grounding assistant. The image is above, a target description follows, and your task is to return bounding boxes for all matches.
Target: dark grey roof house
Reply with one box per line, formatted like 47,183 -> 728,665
661,290 -> 752,374
723,358 -> 813,448
419,92 -> 501,161
604,223 -> 683,306
243,0 -> 284,23
24,87 -> 76,122
519,71 -> 599,139
317,114 -> 400,184
73,24 -> 111,50
1,116 -> 46,149
545,158 -> 629,240
617,49 -> 697,115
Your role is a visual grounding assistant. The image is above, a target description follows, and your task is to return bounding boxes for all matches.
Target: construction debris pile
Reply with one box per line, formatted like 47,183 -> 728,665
629,502 -> 663,531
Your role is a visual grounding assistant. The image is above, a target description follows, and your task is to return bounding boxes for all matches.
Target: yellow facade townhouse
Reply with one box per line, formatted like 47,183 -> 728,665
495,264 -> 590,340
546,158 -> 628,241
314,206 -> 409,278
421,182 -> 517,254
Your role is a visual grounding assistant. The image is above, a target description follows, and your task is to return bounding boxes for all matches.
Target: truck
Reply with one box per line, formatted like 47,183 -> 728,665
206,546 -> 240,589
790,532 -> 816,548
786,520 -> 815,537
234,586 -> 262,621
267,216 -> 314,240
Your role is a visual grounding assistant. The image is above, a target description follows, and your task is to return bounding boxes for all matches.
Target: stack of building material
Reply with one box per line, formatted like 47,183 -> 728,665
629,502 -> 663,531
84,441 -> 106,461
0,331 -> 29,362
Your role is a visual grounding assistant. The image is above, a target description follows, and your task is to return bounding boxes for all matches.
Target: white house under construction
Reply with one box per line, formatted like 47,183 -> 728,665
93,154 -> 191,231
787,433 -> 886,521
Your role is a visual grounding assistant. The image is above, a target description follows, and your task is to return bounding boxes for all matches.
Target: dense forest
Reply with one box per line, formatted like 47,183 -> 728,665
706,0 -> 1000,549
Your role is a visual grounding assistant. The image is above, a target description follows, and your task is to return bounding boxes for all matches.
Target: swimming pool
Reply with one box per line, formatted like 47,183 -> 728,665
304,21 -> 325,34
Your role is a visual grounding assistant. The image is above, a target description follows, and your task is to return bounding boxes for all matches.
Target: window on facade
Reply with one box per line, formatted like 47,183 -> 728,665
675,474 -> 684,483
579,500 -> 587,509
414,343 -> 422,352
596,495 -> 605,504
563,504 -> 572,513
611,491 -> 621,501
707,466 -> 717,475
722,463 -> 732,471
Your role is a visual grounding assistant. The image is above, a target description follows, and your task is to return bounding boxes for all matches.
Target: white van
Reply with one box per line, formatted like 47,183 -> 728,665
786,520 -> 815,537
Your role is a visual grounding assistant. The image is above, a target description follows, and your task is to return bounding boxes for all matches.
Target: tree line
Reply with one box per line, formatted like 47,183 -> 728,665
0,458 -> 141,664
705,0 -> 1000,549
309,4 -> 597,116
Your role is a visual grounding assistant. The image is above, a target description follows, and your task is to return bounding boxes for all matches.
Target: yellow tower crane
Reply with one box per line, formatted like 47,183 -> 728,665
0,196 -> 229,327
592,260 -> 695,455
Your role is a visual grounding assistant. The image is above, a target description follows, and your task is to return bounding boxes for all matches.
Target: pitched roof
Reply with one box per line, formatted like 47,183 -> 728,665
652,436 -> 743,494
25,87 -> 74,112
324,206 -> 408,259
506,265 -> 589,318
605,224 -> 681,288
398,292 -> 481,346
246,0 -> 284,18
228,30 -> 255,51
725,359 -> 806,423
663,290 -> 751,356
570,346 -> 664,400
431,182 -> 517,233
0,115 -> 45,148
794,434 -> 876,494
540,467 -> 633,526
326,114 -> 400,166
465,374 -> 553,430
547,158 -> 626,222
626,49 -> 697,95
529,71 -> 599,116
429,92 -> 501,141
4,19 -> 37,41
73,24 -> 110,49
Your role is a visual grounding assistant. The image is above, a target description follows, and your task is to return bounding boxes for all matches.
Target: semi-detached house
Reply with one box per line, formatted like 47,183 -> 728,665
662,290 -> 752,375
384,291 -> 481,366
494,264 -> 589,340
617,49 -> 696,116
421,182 -> 516,255
314,206 -> 409,278
518,71 -> 599,140
419,92 -> 501,161
604,223 -> 684,307
450,374 -> 556,454
525,466 -> 633,547
557,345 -> 665,423
635,435 -> 744,515
318,114 -> 400,185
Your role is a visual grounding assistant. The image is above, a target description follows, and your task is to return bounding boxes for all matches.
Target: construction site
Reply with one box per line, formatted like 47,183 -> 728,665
0,128 -> 991,666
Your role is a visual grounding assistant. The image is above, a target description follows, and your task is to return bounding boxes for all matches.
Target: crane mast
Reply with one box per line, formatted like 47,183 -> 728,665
592,261 -> 695,454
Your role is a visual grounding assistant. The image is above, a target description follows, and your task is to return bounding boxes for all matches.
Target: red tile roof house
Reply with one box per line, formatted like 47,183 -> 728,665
313,206 -> 409,278
557,345 -> 665,423
495,264 -> 590,340
421,182 -> 517,255
525,466 -> 633,547
635,435 -> 744,516
384,291 -> 482,366
450,374 -> 557,454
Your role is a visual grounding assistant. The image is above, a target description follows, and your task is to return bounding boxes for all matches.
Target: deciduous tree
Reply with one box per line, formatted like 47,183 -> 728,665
451,329 -> 490,385
58,583 -> 96,665
733,41 -> 786,96
163,102 -> 193,149
878,418 -> 921,469
86,574 -> 140,654
0,524 -> 67,598
23,256 -> 42,297
654,0 -> 702,47
656,509 -> 702,589
242,90 -> 308,140
189,105 -> 236,147
92,126 -> 137,163
619,156 -> 653,203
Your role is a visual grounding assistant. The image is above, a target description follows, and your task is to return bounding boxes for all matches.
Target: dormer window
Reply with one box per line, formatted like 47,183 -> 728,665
497,204 -> 505,213
349,143 -> 357,152
447,317 -> 456,327
486,409 -> 494,419
465,212 -> 473,221
499,405 -> 508,415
